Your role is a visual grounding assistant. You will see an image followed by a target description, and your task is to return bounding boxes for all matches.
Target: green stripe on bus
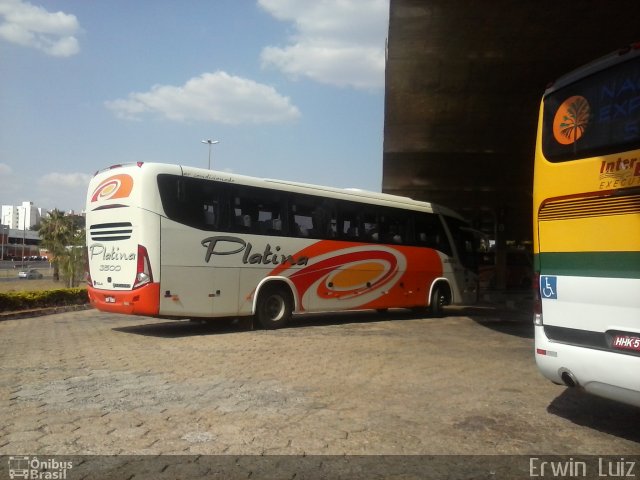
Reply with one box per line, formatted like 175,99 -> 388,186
536,252 -> 640,278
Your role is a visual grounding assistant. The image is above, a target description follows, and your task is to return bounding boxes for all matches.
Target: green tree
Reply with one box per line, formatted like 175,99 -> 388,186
37,209 -> 73,282
59,227 -> 86,287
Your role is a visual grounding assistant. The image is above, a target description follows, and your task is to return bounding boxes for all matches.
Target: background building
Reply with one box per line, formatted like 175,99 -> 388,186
1,201 -> 43,260
1,201 -> 41,230
382,0 -> 638,288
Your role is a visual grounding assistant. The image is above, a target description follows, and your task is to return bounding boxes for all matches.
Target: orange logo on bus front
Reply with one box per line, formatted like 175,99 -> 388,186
553,95 -> 590,145
91,174 -> 134,202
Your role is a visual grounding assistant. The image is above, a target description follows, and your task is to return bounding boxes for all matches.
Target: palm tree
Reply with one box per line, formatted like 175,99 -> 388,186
59,227 -> 86,287
38,209 -> 72,282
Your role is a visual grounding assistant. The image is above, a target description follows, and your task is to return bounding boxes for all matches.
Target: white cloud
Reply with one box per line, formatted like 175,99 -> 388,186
37,172 -> 91,211
105,71 -> 301,124
258,0 -> 389,90
0,170 -> 89,212
38,172 -> 91,189
2,172 -> 92,212
0,163 -> 13,175
0,0 -> 80,57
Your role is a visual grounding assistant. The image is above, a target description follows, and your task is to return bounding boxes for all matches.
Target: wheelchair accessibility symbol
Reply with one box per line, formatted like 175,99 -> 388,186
540,276 -> 557,299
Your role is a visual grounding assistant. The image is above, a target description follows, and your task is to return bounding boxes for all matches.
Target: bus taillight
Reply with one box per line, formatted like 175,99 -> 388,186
134,244 -> 153,289
533,272 -> 543,326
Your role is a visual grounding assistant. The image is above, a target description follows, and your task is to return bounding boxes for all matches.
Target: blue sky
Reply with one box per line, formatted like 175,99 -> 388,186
0,0 -> 389,213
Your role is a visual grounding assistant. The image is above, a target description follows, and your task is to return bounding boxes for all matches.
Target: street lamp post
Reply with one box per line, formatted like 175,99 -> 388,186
201,139 -> 219,170
20,207 -> 26,268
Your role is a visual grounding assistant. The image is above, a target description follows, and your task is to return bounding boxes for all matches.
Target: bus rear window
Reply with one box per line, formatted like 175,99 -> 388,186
542,55 -> 640,162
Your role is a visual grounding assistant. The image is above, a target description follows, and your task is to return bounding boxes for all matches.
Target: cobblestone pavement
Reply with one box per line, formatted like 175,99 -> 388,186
0,307 -> 638,457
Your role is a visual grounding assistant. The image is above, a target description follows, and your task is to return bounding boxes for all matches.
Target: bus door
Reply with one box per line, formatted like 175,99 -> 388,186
159,219 -> 240,318
451,258 -> 478,305
443,218 -> 480,304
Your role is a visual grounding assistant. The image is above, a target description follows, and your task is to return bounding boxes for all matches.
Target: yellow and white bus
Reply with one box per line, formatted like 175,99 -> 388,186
533,43 -> 640,407
85,162 -> 479,328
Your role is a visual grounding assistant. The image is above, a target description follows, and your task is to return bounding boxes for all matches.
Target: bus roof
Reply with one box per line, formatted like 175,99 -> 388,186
93,162 -> 465,221
544,42 -> 640,95
179,163 -> 464,219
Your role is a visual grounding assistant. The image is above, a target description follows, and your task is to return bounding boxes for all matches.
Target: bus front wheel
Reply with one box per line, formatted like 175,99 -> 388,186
256,284 -> 293,329
428,283 -> 448,317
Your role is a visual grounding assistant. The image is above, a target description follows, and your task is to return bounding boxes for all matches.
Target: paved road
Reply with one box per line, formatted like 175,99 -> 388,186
0,307 -> 638,474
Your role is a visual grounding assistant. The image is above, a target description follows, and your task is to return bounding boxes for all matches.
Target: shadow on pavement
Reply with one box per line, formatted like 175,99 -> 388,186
113,302 -> 535,340
547,388 -> 640,444
462,303 -> 534,340
112,310 -> 417,338
113,318 -> 249,338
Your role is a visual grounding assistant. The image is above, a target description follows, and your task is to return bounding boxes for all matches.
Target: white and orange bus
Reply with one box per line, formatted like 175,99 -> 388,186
85,162 -> 479,328
533,44 -> 640,407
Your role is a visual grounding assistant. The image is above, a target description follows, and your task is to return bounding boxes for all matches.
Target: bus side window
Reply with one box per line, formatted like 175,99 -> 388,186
203,203 -> 217,228
289,194 -> 325,238
232,185 -> 284,235
311,199 -> 335,239
199,179 -> 227,230
415,212 -> 452,256
291,203 -> 312,237
157,174 -> 182,221
287,194 -> 336,239
360,207 -> 379,242
387,222 -> 404,244
233,197 -> 250,230
379,208 -> 407,244
342,219 -> 358,239
336,200 -> 358,240
157,174 -> 228,231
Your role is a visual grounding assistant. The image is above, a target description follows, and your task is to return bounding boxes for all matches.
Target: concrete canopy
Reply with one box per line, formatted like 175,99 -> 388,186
383,0 -> 639,244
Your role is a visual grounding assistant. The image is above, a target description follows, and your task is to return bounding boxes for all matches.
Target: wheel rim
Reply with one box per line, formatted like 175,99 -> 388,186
264,294 -> 285,322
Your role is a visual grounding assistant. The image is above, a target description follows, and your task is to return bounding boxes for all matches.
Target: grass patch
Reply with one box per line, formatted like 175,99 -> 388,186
0,278 -> 65,293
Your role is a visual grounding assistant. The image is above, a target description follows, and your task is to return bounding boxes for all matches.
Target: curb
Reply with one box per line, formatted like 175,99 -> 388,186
0,304 -> 93,321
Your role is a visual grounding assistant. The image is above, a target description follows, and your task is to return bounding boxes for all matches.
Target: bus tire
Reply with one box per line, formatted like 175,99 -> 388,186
428,283 -> 448,318
256,284 -> 293,329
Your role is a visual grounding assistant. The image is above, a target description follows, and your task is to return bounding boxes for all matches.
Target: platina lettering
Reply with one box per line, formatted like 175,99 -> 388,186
201,236 -> 309,266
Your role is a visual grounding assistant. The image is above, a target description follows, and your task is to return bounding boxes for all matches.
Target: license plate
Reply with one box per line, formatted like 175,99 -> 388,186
612,335 -> 640,352
105,296 -> 116,304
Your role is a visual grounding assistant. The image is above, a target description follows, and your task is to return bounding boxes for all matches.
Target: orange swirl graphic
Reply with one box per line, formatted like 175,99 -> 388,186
91,174 -> 134,202
289,250 -> 399,301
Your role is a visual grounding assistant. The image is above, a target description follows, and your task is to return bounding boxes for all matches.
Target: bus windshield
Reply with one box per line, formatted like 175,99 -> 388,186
542,54 -> 640,162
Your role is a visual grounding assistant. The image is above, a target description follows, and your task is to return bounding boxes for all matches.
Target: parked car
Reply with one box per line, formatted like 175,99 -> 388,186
18,268 -> 43,279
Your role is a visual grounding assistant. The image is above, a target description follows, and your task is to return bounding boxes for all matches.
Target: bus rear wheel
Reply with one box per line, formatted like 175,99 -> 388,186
256,284 -> 293,329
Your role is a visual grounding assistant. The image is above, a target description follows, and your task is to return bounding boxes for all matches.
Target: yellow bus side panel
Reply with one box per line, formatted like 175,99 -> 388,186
538,214 -> 640,253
